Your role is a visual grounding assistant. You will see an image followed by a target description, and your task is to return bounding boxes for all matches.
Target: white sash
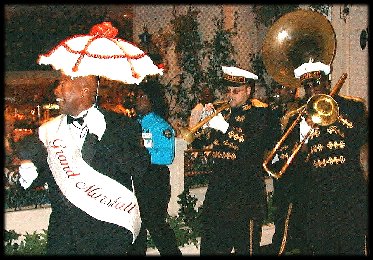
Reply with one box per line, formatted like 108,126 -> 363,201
39,116 -> 141,242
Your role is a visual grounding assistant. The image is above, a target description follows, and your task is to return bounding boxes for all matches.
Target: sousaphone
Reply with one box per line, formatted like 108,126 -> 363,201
262,9 -> 336,89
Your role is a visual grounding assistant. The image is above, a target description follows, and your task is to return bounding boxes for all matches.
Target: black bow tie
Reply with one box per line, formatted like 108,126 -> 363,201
67,115 -> 85,125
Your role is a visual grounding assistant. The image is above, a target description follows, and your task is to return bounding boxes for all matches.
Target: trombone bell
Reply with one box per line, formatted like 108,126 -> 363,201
179,127 -> 195,144
263,94 -> 339,179
307,94 -> 339,126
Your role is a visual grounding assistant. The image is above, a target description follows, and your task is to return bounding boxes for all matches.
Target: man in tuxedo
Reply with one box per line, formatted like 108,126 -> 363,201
16,74 -> 151,255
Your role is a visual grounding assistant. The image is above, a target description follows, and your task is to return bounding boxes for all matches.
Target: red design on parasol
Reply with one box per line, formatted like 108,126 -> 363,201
38,22 -> 163,84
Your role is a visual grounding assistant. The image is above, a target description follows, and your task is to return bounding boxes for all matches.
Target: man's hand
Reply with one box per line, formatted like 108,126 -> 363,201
19,161 -> 38,189
299,116 -> 313,143
208,113 -> 229,133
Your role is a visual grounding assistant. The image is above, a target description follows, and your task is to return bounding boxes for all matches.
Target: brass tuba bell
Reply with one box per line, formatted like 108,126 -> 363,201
261,9 -> 345,180
262,9 -> 336,89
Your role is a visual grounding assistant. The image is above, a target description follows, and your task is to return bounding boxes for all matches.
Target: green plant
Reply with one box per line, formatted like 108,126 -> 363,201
248,52 -> 271,98
4,229 -> 21,255
166,6 -> 205,124
168,215 -> 199,248
4,229 -> 47,255
264,194 -> 276,225
146,188 -> 203,249
145,215 -> 198,249
252,4 -> 299,27
4,182 -> 50,210
177,189 -> 203,238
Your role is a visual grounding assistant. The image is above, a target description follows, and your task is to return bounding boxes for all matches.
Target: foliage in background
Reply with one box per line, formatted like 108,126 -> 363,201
5,185 -> 50,210
4,229 -> 47,255
203,7 -> 237,97
166,6 -> 205,124
172,7 -> 205,91
148,188 -> 203,249
4,167 -> 50,210
177,188 -> 203,237
248,53 -> 269,98
163,6 -> 238,126
252,4 -> 329,28
252,4 -> 299,28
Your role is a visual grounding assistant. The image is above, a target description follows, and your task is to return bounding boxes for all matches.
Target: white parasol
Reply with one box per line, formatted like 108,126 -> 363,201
37,22 -> 163,85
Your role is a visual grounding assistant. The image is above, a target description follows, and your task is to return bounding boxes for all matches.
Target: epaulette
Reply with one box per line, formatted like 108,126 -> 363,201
339,94 -> 368,114
339,94 -> 366,104
251,98 -> 268,108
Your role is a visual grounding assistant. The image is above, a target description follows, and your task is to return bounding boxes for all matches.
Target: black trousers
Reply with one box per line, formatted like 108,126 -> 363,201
271,201 -> 305,255
129,164 -> 181,256
200,215 -> 262,255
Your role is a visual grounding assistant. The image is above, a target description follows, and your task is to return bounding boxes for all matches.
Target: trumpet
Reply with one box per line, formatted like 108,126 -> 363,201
263,73 -> 347,179
180,100 -> 231,144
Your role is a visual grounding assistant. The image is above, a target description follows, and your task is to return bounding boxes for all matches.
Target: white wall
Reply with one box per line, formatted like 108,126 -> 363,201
331,4 -> 369,108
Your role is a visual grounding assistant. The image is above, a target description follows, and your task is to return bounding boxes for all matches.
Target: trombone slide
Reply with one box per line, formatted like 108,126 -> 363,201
263,73 -> 347,179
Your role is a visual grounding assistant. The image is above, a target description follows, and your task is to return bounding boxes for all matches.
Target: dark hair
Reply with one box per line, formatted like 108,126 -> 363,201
248,80 -> 256,99
138,76 -> 169,119
199,86 -> 214,105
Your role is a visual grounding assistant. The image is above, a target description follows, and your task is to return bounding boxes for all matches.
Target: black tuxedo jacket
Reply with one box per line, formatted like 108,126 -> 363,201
16,108 -> 151,255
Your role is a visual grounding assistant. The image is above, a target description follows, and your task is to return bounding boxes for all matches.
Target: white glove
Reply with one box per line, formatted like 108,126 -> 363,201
201,103 -> 215,129
299,116 -> 313,144
19,162 -> 38,189
208,113 -> 229,133
271,153 -> 280,165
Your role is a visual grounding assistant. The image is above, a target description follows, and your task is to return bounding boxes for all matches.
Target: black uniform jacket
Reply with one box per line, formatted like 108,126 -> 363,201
202,99 -> 281,220
272,95 -> 368,251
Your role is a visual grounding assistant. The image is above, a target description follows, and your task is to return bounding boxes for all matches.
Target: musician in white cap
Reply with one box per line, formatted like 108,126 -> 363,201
271,60 -> 368,255
199,66 -> 281,255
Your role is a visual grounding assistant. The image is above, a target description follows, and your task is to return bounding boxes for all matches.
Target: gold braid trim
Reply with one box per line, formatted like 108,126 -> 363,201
338,115 -> 354,128
249,219 -> 254,256
211,151 -> 237,160
279,202 -> 293,255
327,125 -> 345,138
235,115 -> 245,122
251,98 -> 268,107
227,130 -> 245,142
339,94 -> 367,104
312,155 -> 346,168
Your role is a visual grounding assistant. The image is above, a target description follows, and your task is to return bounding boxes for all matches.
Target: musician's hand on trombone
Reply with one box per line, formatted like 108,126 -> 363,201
204,103 -> 214,112
208,113 -> 229,133
201,103 -> 215,129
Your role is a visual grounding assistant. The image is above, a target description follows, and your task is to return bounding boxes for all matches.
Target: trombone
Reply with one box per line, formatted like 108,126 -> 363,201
263,73 -> 347,179
180,100 -> 231,144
